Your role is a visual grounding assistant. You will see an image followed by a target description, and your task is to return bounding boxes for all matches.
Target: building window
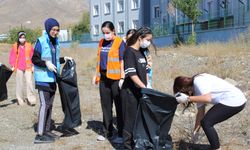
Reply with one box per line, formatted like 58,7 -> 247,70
247,0 -> 250,11
132,20 -> 139,29
93,5 -> 99,16
117,0 -> 124,12
118,21 -> 125,34
131,0 -> 139,9
93,25 -> 99,35
154,6 -> 160,18
104,3 -> 111,15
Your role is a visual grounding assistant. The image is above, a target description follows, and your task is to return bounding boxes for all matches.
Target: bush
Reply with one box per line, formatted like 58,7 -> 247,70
71,11 -> 90,41
7,27 -> 42,44
173,29 -> 184,47
187,33 -> 197,45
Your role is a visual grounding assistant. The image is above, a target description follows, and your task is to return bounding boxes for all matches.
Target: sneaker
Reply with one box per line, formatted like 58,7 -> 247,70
97,135 -> 106,141
44,132 -> 60,140
34,134 -> 55,144
111,136 -> 123,144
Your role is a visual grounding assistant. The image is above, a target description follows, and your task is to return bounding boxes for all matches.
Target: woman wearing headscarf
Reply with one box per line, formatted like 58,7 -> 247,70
32,18 -> 72,144
9,31 -> 36,106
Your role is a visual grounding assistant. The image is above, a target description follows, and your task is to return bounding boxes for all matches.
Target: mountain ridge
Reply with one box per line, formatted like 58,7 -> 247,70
0,0 -> 89,34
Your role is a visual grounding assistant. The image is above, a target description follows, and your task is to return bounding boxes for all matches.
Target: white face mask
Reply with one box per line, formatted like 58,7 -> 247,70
140,40 -> 151,48
104,33 -> 112,41
19,38 -> 26,43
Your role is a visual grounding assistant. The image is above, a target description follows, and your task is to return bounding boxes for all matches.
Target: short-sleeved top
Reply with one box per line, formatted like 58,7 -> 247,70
194,73 -> 247,108
123,47 -> 148,89
100,39 -> 126,70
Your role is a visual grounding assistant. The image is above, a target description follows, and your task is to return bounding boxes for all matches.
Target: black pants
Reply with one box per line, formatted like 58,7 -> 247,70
201,103 -> 245,149
37,90 -> 55,135
99,74 -> 123,137
121,88 -> 141,149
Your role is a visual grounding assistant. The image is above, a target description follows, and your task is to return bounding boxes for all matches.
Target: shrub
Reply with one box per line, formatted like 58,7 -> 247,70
187,33 -> 197,45
7,27 -> 42,44
71,11 -> 90,41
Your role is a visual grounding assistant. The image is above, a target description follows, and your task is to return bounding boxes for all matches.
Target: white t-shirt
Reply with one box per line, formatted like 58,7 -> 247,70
194,73 -> 247,108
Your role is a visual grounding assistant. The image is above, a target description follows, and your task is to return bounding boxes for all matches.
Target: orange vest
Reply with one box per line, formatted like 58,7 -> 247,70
12,42 -> 33,71
95,37 -> 123,83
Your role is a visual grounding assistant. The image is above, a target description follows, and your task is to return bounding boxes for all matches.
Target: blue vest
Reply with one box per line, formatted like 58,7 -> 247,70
34,33 -> 60,82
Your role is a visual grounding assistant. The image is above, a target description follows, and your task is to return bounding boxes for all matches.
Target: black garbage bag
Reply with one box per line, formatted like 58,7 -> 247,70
133,88 -> 178,150
57,60 -> 82,130
0,64 -> 13,101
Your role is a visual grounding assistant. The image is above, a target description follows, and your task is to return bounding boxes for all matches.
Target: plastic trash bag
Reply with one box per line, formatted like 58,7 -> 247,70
133,88 -> 178,150
57,60 -> 82,130
0,64 -> 13,101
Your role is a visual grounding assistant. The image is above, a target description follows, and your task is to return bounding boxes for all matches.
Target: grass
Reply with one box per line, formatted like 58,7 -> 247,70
0,35 -> 249,149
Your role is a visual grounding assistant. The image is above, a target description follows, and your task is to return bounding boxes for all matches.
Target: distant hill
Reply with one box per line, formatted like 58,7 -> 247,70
0,0 -> 89,34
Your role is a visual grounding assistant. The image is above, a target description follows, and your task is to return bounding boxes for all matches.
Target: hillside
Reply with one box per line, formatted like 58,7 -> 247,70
0,0 -> 89,34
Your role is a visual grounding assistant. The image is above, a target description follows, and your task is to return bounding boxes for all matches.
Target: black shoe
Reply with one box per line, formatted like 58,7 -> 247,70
44,132 -> 60,140
34,134 -> 55,144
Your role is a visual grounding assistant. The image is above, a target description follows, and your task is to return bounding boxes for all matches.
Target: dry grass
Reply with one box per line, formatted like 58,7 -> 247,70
0,37 -> 249,149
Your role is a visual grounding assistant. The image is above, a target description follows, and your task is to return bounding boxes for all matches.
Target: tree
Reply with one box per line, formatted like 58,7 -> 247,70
7,27 -> 42,44
71,11 -> 90,40
170,0 -> 202,44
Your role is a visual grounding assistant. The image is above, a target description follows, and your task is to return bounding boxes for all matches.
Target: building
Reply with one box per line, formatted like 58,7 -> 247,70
90,0 -> 250,41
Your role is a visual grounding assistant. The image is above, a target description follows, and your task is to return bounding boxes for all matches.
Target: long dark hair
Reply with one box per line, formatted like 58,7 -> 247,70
126,27 -> 152,47
173,74 -> 202,113
126,29 -> 136,39
126,27 -> 158,54
101,21 -> 115,33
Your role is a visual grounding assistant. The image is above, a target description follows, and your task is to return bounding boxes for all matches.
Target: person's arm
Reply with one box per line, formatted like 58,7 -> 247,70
124,48 -> 146,88
9,46 -> 16,67
32,40 -> 46,67
119,41 -> 126,79
130,75 -> 146,88
120,60 -> 125,79
189,93 -> 212,103
194,105 -> 205,133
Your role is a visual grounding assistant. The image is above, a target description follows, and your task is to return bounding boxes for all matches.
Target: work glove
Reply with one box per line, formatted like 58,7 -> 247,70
45,61 -> 57,73
146,83 -> 152,89
64,56 -> 73,62
92,75 -> 97,85
11,66 -> 15,71
118,78 -> 124,89
175,92 -> 189,103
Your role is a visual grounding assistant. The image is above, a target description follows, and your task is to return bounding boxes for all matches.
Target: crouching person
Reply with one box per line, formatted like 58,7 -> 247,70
32,18 -> 72,144
173,73 -> 246,150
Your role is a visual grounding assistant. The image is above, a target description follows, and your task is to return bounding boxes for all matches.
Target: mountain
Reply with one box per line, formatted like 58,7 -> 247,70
0,0 -> 89,34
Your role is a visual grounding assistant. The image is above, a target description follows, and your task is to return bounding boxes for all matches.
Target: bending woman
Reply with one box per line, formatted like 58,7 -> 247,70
173,73 -> 246,150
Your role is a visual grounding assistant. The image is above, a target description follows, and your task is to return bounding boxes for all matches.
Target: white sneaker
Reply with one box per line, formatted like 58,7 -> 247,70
112,137 -> 123,144
97,135 -> 106,141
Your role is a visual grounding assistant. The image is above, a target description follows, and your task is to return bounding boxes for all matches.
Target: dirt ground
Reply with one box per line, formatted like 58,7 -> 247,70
0,43 -> 249,150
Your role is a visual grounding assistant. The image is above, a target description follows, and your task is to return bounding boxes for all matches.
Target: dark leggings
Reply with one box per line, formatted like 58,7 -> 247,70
201,103 -> 245,149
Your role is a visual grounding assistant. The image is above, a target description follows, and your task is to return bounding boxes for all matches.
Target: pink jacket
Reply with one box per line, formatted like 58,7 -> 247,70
9,43 -> 34,71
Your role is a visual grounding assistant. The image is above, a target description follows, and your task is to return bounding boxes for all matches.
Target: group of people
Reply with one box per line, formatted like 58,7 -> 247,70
92,21 -> 155,149
9,18 -> 72,143
92,21 -> 247,150
7,18 -> 247,150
